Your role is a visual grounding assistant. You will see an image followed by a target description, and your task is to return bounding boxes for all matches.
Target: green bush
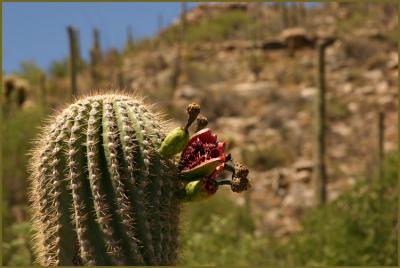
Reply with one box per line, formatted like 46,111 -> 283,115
246,51 -> 264,80
179,152 -> 398,265
282,152 -> 398,265
2,221 -> 33,266
49,59 -> 68,78
161,10 -> 259,45
16,61 -> 43,85
269,152 -> 398,266
2,107 -> 45,265
178,192 -> 268,265
241,143 -> 291,170
3,107 -> 45,205
185,62 -> 225,89
327,95 -> 350,120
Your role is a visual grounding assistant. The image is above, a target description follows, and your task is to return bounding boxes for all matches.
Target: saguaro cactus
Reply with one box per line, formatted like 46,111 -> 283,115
67,26 -> 79,99
124,26 -> 135,53
377,111 -> 385,179
29,94 -> 250,266
3,75 -> 29,115
313,37 -> 335,206
90,28 -> 102,87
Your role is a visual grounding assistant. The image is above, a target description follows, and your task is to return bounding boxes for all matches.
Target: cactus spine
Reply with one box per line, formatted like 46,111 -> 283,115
29,94 -> 180,265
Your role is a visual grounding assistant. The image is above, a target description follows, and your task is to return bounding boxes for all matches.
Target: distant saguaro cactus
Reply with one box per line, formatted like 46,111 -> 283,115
170,3 -> 187,90
40,73 -> 47,107
377,111 -> 385,179
313,37 -> 335,206
29,94 -> 250,265
124,25 -> 135,53
67,26 -> 79,99
3,75 -> 29,115
171,34 -> 182,90
90,28 -> 102,88
180,2 -> 187,38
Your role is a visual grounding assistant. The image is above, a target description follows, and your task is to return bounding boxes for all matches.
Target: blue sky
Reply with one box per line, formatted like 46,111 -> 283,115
3,2 -> 197,74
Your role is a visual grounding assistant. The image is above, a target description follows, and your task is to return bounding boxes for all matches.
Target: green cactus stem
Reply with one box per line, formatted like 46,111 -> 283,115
313,37 -> 335,206
67,26 -> 79,99
29,94 -> 250,266
90,28 -> 102,87
29,94 -> 180,265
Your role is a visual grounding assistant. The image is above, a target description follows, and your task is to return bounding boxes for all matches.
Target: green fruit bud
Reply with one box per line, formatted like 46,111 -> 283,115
176,180 -> 208,202
159,127 -> 189,157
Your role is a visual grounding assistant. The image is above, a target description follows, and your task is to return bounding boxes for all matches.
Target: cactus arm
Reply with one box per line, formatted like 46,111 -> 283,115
86,100 -> 127,264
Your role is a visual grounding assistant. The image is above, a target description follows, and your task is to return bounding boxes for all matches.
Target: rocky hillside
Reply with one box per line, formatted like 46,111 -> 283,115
5,2 -> 398,239
122,3 -> 398,238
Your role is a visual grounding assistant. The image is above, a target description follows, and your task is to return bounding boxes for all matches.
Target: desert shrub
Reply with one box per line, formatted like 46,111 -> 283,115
185,62 -> 225,89
2,106 -> 45,265
161,10 -> 258,45
16,61 -> 43,85
241,143 -> 290,171
342,38 -> 384,64
179,152 -> 398,265
246,51 -> 264,80
327,95 -> 350,120
142,53 -> 168,76
48,59 -> 68,78
274,152 -> 398,265
200,87 -> 243,121
2,106 -> 45,206
365,53 -> 389,70
123,37 -> 154,54
178,193 -> 268,266
2,221 -> 33,266
275,58 -> 314,86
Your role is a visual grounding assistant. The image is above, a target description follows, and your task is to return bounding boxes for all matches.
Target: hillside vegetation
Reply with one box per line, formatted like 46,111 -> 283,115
2,2 -> 398,265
